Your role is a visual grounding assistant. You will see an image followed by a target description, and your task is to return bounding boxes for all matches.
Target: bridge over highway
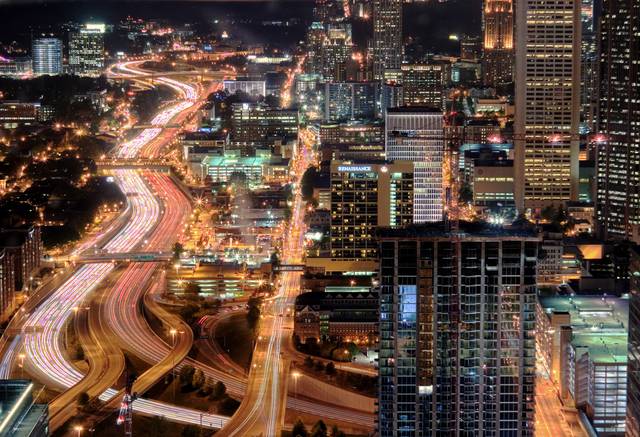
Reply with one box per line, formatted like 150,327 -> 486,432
49,251 -> 173,264
107,69 -> 231,81
96,159 -> 173,172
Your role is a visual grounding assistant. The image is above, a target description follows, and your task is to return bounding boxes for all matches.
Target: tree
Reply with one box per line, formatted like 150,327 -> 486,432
300,166 -> 318,201
179,365 -> 195,384
291,419 -> 308,437
210,381 -> 227,400
149,416 -> 167,437
311,420 -> 328,437
218,397 -> 240,415
330,425 -> 345,437
192,369 -> 205,389
77,391 -> 90,406
172,242 -> 184,259
325,361 -> 336,376
184,281 -> 201,297
181,425 -> 199,437
541,205 -> 556,222
304,356 -> 314,368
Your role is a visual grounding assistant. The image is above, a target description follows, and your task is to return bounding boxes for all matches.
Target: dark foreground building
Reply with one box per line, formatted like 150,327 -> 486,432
377,222 -> 539,436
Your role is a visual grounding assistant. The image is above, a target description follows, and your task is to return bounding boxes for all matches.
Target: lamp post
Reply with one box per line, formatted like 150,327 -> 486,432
170,328 -> 177,401
291,371 -> 301,400
74,425 -> 83,437
18,353 -> 25,378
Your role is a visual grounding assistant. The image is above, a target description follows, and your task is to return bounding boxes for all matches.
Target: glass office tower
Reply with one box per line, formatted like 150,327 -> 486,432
378,222 -> 539,436
32,38 -> 63,75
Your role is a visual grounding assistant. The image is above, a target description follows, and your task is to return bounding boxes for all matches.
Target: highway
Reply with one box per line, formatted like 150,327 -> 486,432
215,121 -> 311,437
0,58 -> 235,431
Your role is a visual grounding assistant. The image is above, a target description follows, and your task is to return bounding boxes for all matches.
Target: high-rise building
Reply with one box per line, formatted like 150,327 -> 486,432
31,38 -> 63,75
324,82 -> 377,122
378,222 -> 539,436
400,63 -> 444,109
580,0 -> 597,132
482,0 -> 514,86
69,23 -> 105,76
305,22 -> 326,75
514,0 -> 581,211
231,103 -> 298,147
596,0 -> 640,243
330,160 -> 414,262
629,246 -> 640,437
321,23 -> 352,82
372,0 -> 403,81
386,107 -> 444,223
460,35 -> 482,61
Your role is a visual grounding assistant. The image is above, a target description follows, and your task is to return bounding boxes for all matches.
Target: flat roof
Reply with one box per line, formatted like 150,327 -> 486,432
539,295 -> 629,364
378,221 -> 539,239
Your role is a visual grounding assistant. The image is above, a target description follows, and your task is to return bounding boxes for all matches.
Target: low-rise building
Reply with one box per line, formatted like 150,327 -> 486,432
167,261 -> 270,299
537,295 -> 628,435
0,379 -> 49,437
294,290 -> 378,344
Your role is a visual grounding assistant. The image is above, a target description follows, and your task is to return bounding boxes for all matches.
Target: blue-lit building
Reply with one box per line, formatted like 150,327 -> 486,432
378,222 -> 538,436
31,38 -> 63,76
0,380 -> 48,437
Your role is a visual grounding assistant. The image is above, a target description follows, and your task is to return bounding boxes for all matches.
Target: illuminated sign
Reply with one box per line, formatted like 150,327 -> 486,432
338,165 -> 372,172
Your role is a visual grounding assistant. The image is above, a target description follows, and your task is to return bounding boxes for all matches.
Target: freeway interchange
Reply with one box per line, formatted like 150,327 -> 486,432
0,59 -> 375,436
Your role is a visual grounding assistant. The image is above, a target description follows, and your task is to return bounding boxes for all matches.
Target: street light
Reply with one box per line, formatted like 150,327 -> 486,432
74,425 -> 83,437
291,371 -> 301,399
18,353 -> 25,378
170,328 -> 178,401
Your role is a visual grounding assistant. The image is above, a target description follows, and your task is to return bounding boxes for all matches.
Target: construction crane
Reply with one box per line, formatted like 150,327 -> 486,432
117,370 -> 137,437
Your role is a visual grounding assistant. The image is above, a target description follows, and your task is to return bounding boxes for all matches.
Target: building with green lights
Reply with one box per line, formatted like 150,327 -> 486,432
537,295 -> 628,435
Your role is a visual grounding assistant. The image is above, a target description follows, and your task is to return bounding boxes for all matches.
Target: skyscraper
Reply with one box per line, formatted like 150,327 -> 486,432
514,0 -> 581,211
378,222 -> 539,436
400,63 -> 444,109
629,246 -> 640,437
596,0 -> 640,242
372,0 -> 403,81
321,23 -> 352,82
31,37 -> 63,75
386,107 -> 444,223
330,160 -> 414,262
69,23 -> 106,77
580,0 -> 597,132
482,0 -> 514,87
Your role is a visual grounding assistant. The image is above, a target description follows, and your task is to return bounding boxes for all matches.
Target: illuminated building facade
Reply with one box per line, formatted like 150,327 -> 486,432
596,0 -> 640,243
321,23 -> 352,82
69,23 -> 105,76
324,82 -> 377,122
482,0 -> 514,86
31,38 -> 63,75
372,0 -> 403,81
580,0 -> 597,132
378,223 -> 538,436
330,160 -> 414,262
514,0 -> 581,211
400,63 -> 444,109
629,246 -> 640,437
538,295 -> 629,435
385,107 -> 444,223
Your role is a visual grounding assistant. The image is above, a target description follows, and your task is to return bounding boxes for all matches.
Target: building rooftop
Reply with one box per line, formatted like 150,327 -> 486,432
539,295 -> 629,364
377,221 -> 539,240
387,106 -> 442,114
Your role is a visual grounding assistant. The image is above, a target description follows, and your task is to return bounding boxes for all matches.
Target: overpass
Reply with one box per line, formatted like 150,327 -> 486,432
96,159 -> 173,172
50,251 -> 173,264
107,69 -> 232,81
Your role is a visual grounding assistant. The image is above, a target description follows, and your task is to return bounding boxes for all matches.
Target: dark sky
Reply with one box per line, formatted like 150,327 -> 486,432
0,0 -> 481,55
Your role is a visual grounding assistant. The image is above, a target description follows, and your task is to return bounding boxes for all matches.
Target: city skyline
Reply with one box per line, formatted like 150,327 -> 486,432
0,0 -> 638,436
